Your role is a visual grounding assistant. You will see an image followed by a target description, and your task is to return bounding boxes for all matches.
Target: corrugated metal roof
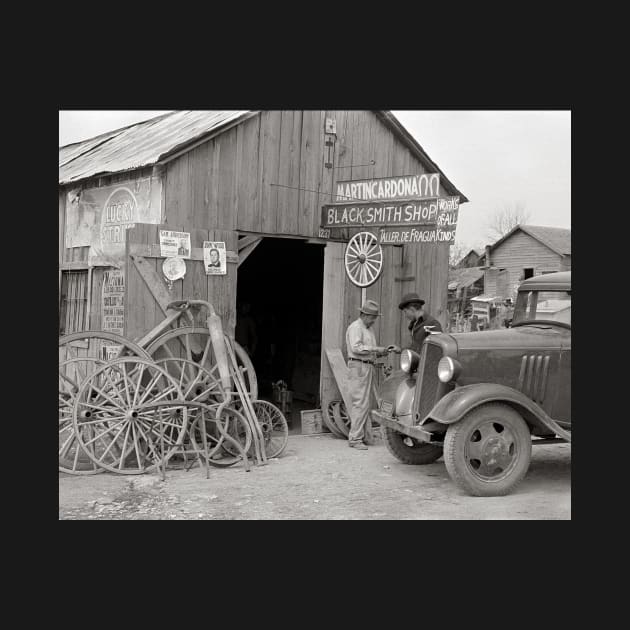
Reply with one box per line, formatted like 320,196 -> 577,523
490,224 -> 571,257
59,111 -> 253,184
59,110 -> 468,203
448,266 -> 485,291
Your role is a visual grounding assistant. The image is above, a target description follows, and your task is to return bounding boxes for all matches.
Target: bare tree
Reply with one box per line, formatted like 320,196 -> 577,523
449,241 -> 485,269
486,203 -> 531,242
449,242 -> 469,269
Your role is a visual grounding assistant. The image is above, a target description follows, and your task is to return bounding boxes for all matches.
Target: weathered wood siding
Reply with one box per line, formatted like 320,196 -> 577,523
490,230 -> 564,295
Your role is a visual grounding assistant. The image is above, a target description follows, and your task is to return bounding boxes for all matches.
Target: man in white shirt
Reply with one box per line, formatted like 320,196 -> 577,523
345,299 -> 393,450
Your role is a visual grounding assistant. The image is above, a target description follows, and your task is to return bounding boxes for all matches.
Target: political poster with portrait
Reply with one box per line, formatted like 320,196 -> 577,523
160,230 -> 191,259
203,241 -> 227,275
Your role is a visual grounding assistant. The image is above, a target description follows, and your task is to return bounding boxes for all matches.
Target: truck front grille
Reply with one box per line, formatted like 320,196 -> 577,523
416,342 -> 443,420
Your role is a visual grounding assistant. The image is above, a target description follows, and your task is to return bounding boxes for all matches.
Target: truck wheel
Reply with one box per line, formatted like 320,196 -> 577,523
443,403 -> 532,497
382,427 -> 443,465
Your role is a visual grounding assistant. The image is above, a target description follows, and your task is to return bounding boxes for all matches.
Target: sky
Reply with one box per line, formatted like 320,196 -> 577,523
59,110 -> 570,249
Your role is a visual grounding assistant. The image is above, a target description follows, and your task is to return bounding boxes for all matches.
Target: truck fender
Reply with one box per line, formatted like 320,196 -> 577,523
424,383 -> 571,442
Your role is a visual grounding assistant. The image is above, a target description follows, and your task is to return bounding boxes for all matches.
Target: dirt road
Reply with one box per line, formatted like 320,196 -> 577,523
58,434 -> 571,520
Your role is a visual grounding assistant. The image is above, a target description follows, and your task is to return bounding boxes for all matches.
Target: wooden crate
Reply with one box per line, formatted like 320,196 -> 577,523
300,409 -> 324,435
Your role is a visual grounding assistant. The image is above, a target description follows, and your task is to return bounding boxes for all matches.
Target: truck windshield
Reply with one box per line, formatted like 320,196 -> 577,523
513,290 -> 571,326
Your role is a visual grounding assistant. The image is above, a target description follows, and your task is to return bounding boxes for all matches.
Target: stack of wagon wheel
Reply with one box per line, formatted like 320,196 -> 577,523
59,329 -> 288,475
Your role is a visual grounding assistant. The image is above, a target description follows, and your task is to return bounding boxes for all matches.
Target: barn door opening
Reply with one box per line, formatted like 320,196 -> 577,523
236,237 -> 324,434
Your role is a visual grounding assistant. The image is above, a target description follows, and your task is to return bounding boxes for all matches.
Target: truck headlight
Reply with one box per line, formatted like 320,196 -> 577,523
437,357 -> 461,382
400,349 -> 420,374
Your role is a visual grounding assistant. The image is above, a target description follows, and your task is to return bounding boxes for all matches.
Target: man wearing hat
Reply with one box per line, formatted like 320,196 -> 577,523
345,299 -> 394,450
392,293 -> 443,353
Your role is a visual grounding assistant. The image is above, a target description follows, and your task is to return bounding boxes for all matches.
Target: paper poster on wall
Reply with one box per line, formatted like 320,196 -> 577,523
64,177 -> 162,266
160,230 -> 191,259
101,269 -> 125,336
100,344 -> 123,361
203,241 -> 227,275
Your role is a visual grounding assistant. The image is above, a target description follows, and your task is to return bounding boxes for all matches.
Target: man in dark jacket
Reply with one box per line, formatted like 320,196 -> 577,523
388,292 -> 443,354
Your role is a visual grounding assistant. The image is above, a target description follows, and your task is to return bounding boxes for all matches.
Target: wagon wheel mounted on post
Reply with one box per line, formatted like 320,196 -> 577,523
344,231 -> 383,288
59,357 -> 106,475
147,328 -> 258,400
72,357 -> 187,474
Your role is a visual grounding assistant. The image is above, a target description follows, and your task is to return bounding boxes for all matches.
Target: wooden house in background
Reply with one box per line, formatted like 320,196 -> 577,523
480,224 -> 571,298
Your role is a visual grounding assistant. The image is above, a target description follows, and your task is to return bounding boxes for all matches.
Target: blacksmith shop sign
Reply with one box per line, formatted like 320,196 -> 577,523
321,194 -> 459,243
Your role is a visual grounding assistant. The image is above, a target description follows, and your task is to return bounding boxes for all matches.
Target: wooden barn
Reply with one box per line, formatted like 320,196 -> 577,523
59,110 -> 467,430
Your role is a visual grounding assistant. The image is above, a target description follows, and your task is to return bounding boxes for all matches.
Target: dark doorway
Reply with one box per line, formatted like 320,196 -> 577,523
236,237 -> 324,432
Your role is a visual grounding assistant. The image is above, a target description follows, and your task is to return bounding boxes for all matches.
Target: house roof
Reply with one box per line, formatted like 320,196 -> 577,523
489,224 -> 571,257
448,266 -> 485,291
59,111 -> 468,202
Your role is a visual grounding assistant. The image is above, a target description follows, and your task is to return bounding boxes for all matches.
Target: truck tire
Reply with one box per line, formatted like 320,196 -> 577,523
443,402 -> 532,497
382,427 -> 443,465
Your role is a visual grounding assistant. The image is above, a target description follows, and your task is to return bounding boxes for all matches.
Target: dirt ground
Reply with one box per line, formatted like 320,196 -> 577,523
58,434 -> 571,520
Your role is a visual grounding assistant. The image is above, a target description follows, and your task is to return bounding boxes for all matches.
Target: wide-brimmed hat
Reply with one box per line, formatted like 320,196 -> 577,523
359,299 -> 381,316
398,292 -> 425,310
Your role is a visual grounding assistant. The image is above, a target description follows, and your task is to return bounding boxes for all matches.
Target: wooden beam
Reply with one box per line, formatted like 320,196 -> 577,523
238,238 -> 263,267
324,349 -> 355,415
128,243 -> 238,264
129,254 -> 175,316
238,234 -> 262,251
129,254 -> 203,352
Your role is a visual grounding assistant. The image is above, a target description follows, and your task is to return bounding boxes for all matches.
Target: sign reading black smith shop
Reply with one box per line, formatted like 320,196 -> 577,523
321,196 -> 459,229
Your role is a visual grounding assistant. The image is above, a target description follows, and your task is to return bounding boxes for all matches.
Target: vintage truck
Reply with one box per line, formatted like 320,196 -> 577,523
371,271 -> 571,496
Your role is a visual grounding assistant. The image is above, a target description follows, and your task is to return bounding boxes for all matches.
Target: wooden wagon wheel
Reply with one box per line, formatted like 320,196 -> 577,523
344,232 -> 383,288
59,331 -> 151,363
154,358 -> 224,403
146,328 -> 258,400
322,400 -> 346,438
188,404 -> 253,468
59,357 -> 106,475
225,400 -> 289,459
72,357 -> 187,474
331,400 -> 351,437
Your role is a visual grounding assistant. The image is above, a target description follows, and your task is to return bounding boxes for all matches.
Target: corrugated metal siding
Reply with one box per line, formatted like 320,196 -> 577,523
59,111 -> 253,184
490,231 -> 563,296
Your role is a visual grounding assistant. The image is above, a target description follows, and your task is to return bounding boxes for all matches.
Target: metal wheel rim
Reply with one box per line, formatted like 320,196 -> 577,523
237,400 -> 288,459
59,357 -> 106,475
344,232 -> 383,288
72,357 -> 186,474
463,419 -> 520,481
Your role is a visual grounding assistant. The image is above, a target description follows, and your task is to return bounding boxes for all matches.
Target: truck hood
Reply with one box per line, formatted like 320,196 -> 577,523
447,325 -> 566,352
